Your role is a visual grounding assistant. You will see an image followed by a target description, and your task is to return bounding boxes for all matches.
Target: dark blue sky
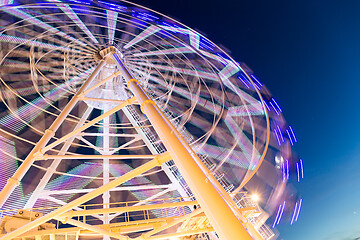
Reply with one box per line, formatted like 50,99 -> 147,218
131,0 -> 360,239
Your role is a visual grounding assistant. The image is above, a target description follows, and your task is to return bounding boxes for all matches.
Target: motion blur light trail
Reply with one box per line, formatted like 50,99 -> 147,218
0,1 -> 303,239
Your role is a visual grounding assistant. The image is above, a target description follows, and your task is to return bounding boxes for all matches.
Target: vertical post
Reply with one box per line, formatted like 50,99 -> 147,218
102,105 -> 111,240
0,57 -> 107,208
24,106 -> 94,209
112,53 -> 253,240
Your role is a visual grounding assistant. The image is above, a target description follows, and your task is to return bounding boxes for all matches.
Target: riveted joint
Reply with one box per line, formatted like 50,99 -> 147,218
45,129 -> 55,137
7,177 -> 20,186
67,210 -> 74,218
33,148 -> 45,159
125,97 -> 135,105
153,156 -> 161,166
127,78 -> 138,88
60,217 -> 69,224
77,92 -> 85,99
140,100 -> 155,113
155,152 -> 171,166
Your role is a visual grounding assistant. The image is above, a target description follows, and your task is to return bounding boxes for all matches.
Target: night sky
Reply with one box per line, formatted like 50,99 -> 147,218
129,0 -> 360,239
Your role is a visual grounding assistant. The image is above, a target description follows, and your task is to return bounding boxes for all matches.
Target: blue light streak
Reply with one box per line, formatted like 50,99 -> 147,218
277,201 -> 286,225
264,101 -> 271,112
300,159 -> 304,179
286,159 -> 289,180
238,76 -> 250,88
251,74 -> 263,86
277,125 -> 285,142
270,101 -> 280,115
290,202 -> 298,225
296,162 -> 300,182
286,129 -> 294,146
295,198 -> 302,221
98,0 -> 127,12
271,98 -> 282,112
67,0 -> 90,5
272,204 -> 282,228
253,81 -> 261,90
282,162 -> 286,182
199,42 -> 213,51
289,125 -> 297,142
273,128 -> 281,146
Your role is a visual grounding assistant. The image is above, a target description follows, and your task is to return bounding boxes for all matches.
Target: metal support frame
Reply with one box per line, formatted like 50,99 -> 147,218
0,57 -> 108,207
112,52 -> 253,240
0,47 -> 264,240
0,206 -> 210,240
24,106 -> 94,209
0,153 -> 171,240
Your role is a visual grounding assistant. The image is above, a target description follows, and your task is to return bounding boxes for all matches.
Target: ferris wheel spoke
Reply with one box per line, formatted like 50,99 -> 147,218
23,106 -> 94,209
124,25 -> 160,50
133,46 -> 194,57
0,2 -> 302,239
0,34 -> 76,52
106,10 -> 118,45
227,103 -> 265,117
50,0 -> 99,44
130,61 -> 218,81
3,8 -> 87,46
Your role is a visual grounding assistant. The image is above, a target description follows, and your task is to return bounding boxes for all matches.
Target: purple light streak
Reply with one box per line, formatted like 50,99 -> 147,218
277,201 -> 286,225
269,101 -> 280,115
289,125 -> 297,142
264,101 -> 271,112
282,162 -> 286,182
300,159 -> 304,179
251,74 -> 263,87
273,128 -> 281,146
271,98 -> 282,112
286,129 -> 294,146
277,125 -> 285,142
296,162 -> 300,182
239,76 -> 250,88
295,199 -> 302,221
272,204 -> 282,228
290,202 -> 298,225
286,159 -> 289,180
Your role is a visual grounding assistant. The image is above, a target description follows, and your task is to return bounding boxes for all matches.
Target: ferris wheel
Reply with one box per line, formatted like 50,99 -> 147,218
0,1 -> 303,240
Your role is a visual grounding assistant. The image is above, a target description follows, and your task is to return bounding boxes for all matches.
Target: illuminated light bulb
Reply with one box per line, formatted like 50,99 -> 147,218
251,193 -> 260,202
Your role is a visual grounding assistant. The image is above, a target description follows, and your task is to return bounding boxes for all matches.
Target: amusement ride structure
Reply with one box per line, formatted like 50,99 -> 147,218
0,1 -> 304,239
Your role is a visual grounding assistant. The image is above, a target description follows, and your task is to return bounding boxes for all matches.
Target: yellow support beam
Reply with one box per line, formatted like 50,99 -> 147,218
0,57 -> 109,207
36,154 -> 156,160
60,200 -> 197,218
113,53 -> 253,240
38,97 -> 136,155
54,218 -> 127,240
0,153 -> 171,240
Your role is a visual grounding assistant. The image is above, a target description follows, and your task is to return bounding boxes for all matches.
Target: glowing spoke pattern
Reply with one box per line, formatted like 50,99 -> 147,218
0,0 -> 13,6
133,46 -> 194,57
0,1 -> 303,239
124,25 -> 160,49
48,0 -> 99,44
0,68 -> 94,133
3,8 -> 86,46
129,61 -> 218,81
0,34 -> 76,52
107,10 -> 118,44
